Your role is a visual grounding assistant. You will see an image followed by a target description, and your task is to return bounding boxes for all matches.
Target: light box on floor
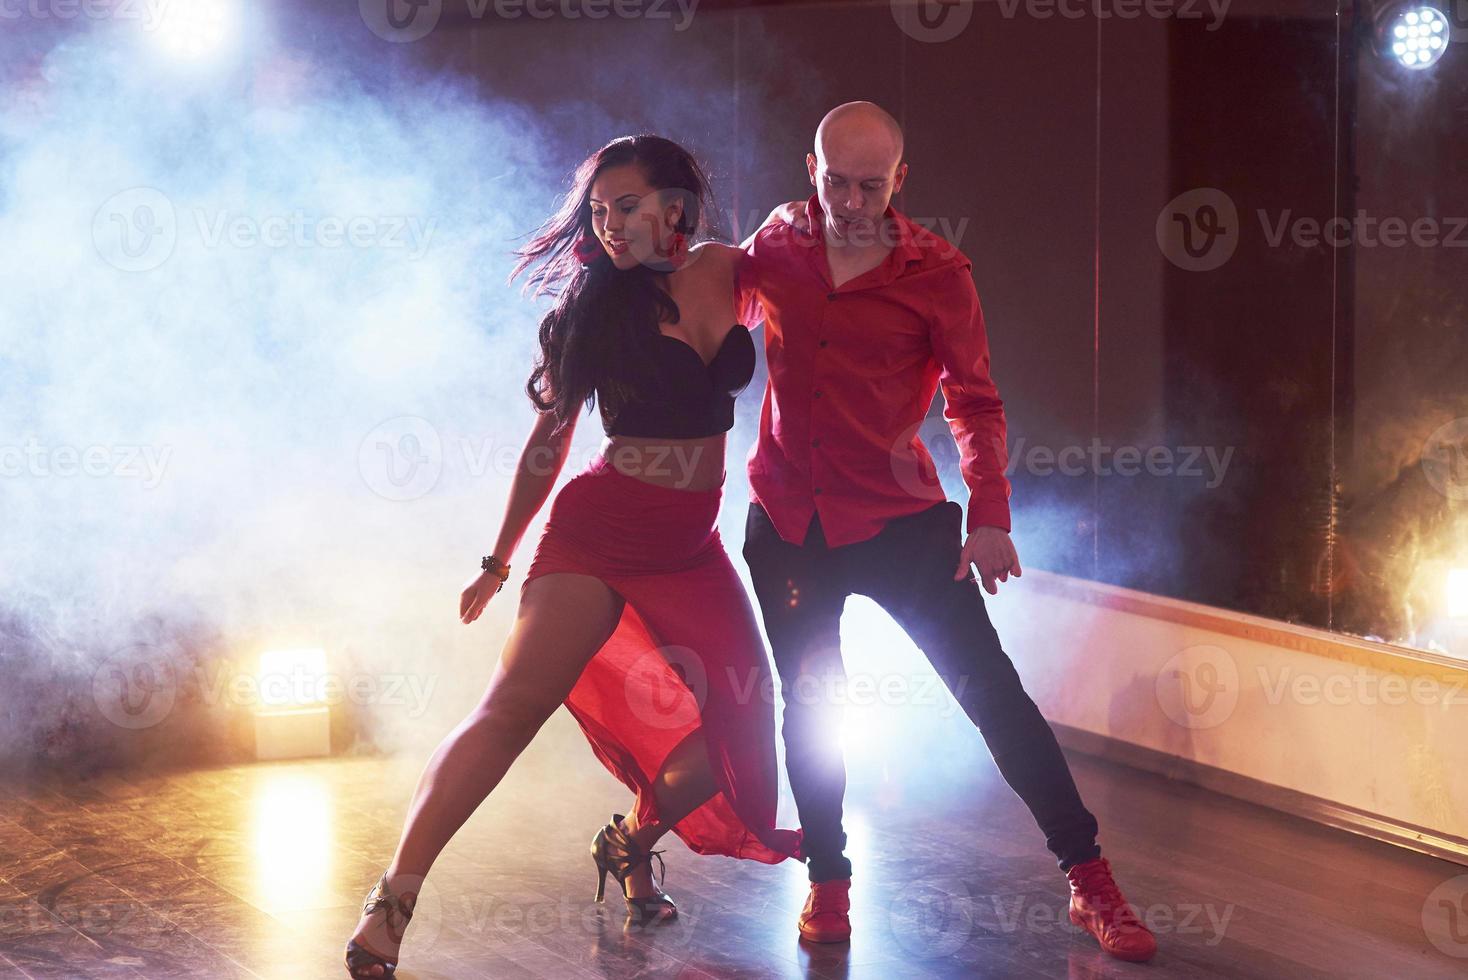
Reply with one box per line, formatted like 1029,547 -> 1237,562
253,647 -> 331,761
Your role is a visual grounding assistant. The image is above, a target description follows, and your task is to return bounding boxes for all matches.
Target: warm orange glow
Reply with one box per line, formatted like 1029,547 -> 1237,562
251,772 -> 334,911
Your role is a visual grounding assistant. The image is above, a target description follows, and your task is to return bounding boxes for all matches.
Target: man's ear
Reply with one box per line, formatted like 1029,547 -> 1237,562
806,152 -> 818,186
892,162 -> 909,195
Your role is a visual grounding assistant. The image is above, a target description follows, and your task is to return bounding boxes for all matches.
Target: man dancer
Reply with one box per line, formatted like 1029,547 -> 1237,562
737,102 -> 1157,962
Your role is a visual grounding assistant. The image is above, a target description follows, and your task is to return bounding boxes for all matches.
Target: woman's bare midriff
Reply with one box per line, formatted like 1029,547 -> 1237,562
600,433 -> 727,492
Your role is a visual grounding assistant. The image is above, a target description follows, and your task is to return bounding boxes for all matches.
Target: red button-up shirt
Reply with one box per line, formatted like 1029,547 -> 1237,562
736,195 -> 1012,548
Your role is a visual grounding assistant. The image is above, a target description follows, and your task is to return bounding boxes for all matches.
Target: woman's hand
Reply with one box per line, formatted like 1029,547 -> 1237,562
460,570 -> 505,624
772,199 -> 809,234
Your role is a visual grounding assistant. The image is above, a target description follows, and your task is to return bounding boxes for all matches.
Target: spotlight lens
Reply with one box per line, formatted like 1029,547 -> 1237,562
1385,5 -> 1449,70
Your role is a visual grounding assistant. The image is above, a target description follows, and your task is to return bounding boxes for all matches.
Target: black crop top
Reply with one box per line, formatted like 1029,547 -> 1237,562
601,326 -> 756,438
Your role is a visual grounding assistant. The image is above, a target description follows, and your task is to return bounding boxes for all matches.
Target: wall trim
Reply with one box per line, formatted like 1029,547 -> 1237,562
1055,721 -> 1468,869
1022,568 -> 1468,683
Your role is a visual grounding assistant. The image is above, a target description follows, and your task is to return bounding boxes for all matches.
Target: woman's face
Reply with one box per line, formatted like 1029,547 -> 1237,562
588,163 -> 684,272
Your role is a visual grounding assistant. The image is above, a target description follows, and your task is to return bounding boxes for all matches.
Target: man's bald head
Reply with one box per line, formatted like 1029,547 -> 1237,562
814,101 -> 904,168
807,101 -> 909,249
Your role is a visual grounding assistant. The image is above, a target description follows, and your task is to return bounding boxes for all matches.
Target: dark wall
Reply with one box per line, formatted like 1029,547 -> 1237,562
406,0 -> 1464,653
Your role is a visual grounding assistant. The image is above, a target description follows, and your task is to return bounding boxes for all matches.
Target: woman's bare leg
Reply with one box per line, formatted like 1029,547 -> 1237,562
618,729 -> 719,897
347,572 -> 624,977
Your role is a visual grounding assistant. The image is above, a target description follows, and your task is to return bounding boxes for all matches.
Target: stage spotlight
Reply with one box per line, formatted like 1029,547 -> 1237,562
1374,3 -> 1450,71
150,0 -> 234,61
254,647 -> 331,761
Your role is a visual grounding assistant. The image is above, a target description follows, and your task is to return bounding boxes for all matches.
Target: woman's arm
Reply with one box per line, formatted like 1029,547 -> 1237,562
488,404 -> 578,564
462,403 -> 578,623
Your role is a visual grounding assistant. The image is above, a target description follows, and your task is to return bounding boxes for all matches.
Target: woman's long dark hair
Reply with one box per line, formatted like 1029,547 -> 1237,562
510,135 -> 716,436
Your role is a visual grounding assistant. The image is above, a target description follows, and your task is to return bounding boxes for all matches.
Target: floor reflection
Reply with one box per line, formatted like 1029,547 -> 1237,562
0,748 -> 1464,978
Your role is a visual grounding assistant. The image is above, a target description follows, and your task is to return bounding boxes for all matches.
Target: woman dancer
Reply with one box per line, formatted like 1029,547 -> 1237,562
344,135 -> 801,978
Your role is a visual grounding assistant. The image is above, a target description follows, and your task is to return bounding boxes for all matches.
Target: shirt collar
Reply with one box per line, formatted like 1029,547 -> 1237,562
802,193 -> 924,268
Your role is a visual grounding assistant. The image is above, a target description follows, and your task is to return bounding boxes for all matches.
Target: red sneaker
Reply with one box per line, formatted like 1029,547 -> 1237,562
798,878 -> 852,943
1066,857 -> 1157,962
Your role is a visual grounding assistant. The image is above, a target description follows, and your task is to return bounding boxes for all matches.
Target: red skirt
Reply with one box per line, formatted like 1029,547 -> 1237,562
520,452 -> 802,865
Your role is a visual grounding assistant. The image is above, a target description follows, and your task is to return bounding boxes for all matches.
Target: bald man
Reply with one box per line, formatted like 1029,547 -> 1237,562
736,102 -> 1157,962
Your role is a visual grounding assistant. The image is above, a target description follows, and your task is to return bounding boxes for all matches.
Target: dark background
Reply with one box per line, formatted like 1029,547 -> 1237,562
400,0 -> 1468,654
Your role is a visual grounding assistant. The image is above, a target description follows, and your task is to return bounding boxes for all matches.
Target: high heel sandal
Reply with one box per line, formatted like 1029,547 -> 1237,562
590,812 -> 677,921
343,871 -> 416,978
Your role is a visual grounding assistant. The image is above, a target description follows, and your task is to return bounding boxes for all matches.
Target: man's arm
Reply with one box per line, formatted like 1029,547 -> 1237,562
740,200 -> 807,250
929,264 -> 1013,535
734,199 -> 809,327
733,241 -> 765,327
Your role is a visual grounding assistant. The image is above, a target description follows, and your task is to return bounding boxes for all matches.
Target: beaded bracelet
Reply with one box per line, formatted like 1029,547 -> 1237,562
481,555 -> 510,593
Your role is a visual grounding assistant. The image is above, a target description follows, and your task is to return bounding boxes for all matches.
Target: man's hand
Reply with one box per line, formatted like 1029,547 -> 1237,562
956,526 -> 1022,594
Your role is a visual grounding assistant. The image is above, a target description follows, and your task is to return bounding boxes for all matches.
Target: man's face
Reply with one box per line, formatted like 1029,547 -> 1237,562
806,144 -> 907,246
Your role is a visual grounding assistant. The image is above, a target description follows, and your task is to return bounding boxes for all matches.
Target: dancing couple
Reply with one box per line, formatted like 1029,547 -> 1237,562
344,102 -> 1157,977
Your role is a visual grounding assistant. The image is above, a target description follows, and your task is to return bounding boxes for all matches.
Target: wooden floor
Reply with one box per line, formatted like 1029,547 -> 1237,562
1,741 -> 1464,979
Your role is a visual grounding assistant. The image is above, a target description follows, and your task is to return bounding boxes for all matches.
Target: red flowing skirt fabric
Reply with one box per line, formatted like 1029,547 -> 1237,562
520,452 -> 802,865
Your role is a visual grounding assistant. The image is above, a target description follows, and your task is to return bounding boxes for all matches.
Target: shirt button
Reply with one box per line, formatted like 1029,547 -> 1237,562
818,340 -> 828,348
813,390 -> 822,398
813,488 -> 822,495
812,438 -> 821,447
827,292 -> 838,300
